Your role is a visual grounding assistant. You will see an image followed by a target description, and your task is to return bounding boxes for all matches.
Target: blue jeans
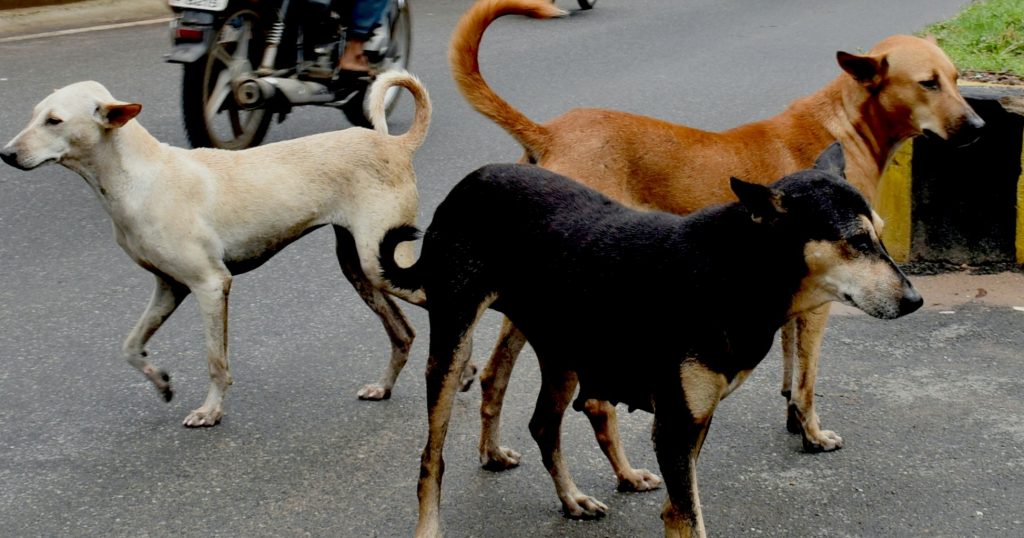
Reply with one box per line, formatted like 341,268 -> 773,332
304,0 -> 388,41
349,0 -> 389,41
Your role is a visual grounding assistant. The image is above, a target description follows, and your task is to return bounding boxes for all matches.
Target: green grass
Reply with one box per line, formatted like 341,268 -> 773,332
921,0 -> 1024,76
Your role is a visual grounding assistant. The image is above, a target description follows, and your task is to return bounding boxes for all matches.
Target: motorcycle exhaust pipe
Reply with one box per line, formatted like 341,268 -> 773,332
234,77 -> 336,109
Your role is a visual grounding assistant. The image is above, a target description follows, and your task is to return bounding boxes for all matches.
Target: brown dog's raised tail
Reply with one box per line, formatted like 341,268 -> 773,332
449,0 -> 566,163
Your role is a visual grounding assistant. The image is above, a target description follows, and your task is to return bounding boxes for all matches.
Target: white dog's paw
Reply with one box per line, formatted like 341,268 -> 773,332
183,407 -> 223,427
357,383 -> 391,401
480,445 -> 522,471
617,468 -> 662,492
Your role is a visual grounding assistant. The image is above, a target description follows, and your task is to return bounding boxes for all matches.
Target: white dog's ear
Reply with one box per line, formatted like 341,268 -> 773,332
95,102 -> 142,128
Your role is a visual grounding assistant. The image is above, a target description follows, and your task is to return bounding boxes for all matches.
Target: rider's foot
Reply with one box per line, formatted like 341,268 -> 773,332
329,68 -> 373,103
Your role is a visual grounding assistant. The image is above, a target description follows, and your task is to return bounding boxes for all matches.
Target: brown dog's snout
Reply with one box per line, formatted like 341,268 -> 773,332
947,106 -> 986,147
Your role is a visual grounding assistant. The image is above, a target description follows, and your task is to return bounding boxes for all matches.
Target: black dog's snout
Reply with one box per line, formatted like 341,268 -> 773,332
899,286 -> 924,316
0,148 -> 18,167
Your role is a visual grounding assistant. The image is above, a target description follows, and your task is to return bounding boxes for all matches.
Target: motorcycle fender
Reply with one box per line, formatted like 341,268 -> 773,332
166,10 -> 216,64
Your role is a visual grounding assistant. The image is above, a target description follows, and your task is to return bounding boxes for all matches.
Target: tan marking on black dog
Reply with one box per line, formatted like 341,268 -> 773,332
680,361 -> 726,423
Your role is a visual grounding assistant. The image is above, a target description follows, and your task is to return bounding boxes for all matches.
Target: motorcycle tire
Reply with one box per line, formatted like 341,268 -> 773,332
182,8 -> 273,150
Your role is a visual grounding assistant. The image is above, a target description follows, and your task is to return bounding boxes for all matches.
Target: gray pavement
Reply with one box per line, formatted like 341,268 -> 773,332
1,0 -> 1021,536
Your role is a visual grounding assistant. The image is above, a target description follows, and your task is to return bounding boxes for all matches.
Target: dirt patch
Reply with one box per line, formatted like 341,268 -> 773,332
961,69 -> 1024,86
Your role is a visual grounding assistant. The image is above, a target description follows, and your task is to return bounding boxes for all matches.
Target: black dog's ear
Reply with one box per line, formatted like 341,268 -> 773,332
731,177 -> 785,223
812,141 -> 846,179
837,51 -> 889,88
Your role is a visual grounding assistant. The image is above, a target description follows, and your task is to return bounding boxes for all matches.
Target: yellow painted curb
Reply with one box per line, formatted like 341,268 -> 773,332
876,140 -> 913,263
1017,136 -> 1024,264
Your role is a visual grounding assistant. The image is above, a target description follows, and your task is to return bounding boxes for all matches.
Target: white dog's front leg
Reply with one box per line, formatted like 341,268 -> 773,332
183,273 -> 233,427
123,274 -> 190,402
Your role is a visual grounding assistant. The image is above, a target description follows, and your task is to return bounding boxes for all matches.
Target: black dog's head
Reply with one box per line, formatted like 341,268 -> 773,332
730,142 -> 922,319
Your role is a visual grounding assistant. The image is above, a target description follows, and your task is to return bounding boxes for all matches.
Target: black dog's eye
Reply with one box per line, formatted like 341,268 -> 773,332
919,78 -> 940,91
848,234 -> 873,253
45,117 -> 63,126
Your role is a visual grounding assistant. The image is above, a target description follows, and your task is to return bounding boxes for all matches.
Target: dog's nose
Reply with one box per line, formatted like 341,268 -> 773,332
0,148 -> 17,167
965,110 -> 986,131
898,286 -> 923,316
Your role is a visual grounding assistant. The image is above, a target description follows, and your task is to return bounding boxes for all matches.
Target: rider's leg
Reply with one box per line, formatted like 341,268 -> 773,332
340,0 -> 389,72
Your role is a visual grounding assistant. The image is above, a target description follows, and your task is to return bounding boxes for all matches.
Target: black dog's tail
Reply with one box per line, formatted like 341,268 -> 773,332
378,225 -> 424,293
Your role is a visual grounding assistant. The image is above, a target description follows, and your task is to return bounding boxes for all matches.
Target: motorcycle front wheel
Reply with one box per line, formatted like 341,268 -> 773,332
341,0 -> 412,126
182,8 -> 273,149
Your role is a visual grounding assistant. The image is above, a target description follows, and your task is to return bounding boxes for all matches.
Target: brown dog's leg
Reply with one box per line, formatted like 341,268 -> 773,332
581,399 -> 662,492
530,358 -> 608,519
334,226 -> 418,401
122,274 -> 190,403
479,316 -> 527,470
789,304 -> 843,452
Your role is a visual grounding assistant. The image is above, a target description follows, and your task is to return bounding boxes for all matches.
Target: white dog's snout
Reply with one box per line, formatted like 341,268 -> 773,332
1,144 -> 23,169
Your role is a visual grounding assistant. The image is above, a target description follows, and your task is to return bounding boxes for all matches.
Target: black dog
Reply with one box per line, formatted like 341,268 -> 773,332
382,145 -> 922,537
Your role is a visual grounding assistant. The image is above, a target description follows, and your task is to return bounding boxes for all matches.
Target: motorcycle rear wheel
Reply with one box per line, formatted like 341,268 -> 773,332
182,8 -> 273,149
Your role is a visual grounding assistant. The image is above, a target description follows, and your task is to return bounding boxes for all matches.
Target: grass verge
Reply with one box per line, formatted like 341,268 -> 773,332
921,0 -> 1024,79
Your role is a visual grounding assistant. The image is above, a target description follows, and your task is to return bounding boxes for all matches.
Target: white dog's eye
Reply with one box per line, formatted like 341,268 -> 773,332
45,117 -> 63,126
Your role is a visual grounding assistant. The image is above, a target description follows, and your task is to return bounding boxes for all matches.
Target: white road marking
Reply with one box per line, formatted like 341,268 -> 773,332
0,17 -> 173,44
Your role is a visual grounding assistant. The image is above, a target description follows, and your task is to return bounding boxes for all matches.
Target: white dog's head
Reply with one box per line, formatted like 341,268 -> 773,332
1,81 -> 141,171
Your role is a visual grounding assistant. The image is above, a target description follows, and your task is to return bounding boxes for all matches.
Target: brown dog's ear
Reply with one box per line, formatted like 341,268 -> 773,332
95,102 -> 142,129
730,177 -> 785,224
837,51 -> 889,88
922,34 -> 939,45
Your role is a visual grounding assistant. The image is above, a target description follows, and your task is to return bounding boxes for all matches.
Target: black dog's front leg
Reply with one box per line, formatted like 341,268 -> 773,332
652,361 -> 723,537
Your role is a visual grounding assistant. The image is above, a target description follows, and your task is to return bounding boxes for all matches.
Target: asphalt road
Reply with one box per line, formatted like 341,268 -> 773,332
1,0 -> 1022,536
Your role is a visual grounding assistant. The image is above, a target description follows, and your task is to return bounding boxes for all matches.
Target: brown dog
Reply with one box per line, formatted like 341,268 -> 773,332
450,0 -> 984,490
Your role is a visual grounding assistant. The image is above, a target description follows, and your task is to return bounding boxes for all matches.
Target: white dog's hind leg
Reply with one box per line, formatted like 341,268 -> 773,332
183,272 -> 233,427
122,274 -> 190,402
333,225 -> 416,400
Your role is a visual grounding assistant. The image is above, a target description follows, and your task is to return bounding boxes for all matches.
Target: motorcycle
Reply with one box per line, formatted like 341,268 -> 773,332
166,0 -> 411,149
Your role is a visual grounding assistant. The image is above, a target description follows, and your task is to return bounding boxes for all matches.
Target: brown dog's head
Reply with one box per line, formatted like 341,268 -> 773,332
837,34 -> 984,146
1,81 -> 142,171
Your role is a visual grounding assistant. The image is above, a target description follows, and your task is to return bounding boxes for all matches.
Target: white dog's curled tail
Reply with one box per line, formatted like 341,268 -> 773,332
367,70 -> 432,151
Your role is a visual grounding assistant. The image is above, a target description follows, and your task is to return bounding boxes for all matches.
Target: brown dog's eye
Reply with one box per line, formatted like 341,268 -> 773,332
45,117 -> 63,126
919,78 -> 940,91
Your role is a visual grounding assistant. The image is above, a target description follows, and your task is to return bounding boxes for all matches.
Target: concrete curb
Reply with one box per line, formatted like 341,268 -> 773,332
877,82 -> 1024,270
0,0 -> 170,39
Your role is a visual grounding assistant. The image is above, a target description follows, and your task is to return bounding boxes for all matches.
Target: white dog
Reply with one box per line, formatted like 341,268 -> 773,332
1,71 -> 430,426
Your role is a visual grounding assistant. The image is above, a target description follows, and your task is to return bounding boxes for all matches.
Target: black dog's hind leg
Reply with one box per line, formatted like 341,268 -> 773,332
416,294 -> 493,537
